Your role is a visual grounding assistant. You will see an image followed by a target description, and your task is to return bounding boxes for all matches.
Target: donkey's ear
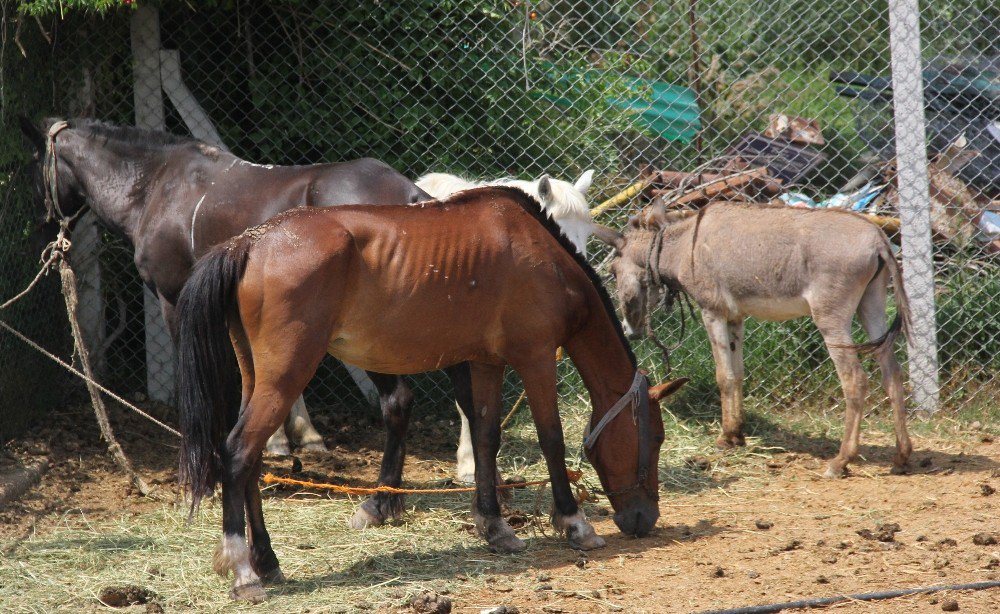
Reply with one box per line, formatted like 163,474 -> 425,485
18,116 -> 44,153
592,223 -> 625,252
537,175 -> 552,202
648,377 -> 688,402
574,169 -> 595,193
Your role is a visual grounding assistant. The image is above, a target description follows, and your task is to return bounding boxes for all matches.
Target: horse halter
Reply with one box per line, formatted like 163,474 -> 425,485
582,370 -> 654,499
641,227 -> 694,376
42,120 -> 75,226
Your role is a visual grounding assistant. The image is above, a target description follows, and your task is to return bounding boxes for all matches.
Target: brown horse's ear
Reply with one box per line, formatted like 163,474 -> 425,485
592,223 -> 624,252
648,377 -> 688,402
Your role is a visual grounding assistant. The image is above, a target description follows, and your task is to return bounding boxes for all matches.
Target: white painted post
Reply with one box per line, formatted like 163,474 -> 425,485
72,212 -> 106,377
159,49 -> 228,149
888,0 -> 939,412
131,6 -> 176,404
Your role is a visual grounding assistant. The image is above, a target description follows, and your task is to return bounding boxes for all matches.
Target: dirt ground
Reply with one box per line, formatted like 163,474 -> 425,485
2,400 -> 1000,613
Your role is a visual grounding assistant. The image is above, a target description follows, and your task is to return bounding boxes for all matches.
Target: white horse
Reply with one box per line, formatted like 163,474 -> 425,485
416,170 -> 596,482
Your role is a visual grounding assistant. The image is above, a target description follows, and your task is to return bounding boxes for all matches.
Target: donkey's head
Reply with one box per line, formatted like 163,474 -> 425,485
595,198 -> 690,339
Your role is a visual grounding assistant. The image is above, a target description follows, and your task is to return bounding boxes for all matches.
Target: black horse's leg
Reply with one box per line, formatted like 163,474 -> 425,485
448,362 -> 510,504
468,362 -> 524,553
348,373 -> 414,529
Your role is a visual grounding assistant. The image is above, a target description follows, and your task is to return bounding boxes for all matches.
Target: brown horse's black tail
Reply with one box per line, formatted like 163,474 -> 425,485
176,236 -> 253,512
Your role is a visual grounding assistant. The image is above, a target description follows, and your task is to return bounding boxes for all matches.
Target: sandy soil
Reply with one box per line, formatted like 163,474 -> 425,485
2,402 -> 999,613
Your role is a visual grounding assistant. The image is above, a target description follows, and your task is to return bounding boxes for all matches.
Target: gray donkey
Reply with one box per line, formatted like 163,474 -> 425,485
595,200 -> 913,477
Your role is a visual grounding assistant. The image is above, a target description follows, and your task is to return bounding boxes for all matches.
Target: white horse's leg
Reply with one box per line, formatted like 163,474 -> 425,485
284,396 -> 327,452
456,402 -> 476,483
264,425 -> 292,456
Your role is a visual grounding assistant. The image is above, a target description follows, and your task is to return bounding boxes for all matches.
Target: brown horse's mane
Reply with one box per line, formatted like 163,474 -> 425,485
449,186 -> 637,369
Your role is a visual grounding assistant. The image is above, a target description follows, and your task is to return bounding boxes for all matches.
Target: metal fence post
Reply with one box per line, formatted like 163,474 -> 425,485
131,5 -> 176,404
888,0 -> 939,413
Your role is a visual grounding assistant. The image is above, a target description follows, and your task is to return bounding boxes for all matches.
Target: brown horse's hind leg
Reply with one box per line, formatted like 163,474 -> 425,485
217,317 -> 330,601
857,279 -> 912,473
513,356 -> 605,551
468,362 -> 525,553
349,373 -> 414,529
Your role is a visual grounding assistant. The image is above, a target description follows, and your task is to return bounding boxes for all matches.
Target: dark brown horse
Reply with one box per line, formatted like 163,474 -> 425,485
19,117 -> 473,524
176,187 -> 682,601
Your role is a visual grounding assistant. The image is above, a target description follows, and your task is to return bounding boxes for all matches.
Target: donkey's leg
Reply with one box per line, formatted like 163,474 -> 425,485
514,356 -> 605,551
816,320 -> 868,478
285,395 -> 328,453
467,362 -> 524,553
857,281 -> 912,473
350,373 -> 414,529
702,311 -> 746,448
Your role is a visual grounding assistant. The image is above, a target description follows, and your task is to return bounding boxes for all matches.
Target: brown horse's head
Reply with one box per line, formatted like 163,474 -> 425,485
585,377 -> 686,537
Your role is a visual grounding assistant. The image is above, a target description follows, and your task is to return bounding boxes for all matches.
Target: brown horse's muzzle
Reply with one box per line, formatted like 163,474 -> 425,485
613,495 -> 659,537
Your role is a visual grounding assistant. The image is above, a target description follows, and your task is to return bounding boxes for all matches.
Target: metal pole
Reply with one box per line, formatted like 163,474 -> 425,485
888,0 -> 939,412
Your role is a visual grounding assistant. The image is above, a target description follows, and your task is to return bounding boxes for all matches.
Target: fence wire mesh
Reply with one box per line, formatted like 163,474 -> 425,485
1,1 -> 998,442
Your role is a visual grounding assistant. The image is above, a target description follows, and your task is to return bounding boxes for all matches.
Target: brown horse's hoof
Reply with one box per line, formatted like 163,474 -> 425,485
230,581 -> 267,603
260,566 -> 286,585
348,506 -> 382,530
715,434 -> 746,449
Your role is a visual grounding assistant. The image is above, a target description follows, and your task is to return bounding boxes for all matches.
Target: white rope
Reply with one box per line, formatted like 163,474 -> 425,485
0,313 -> 182,438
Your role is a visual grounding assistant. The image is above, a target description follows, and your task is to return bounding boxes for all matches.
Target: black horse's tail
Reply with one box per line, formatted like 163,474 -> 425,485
176,236 -> 253,512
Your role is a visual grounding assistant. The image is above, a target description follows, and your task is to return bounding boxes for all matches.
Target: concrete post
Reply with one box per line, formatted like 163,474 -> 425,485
888,0 -> 940,412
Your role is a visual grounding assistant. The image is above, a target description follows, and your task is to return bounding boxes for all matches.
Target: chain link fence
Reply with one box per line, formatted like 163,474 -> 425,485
1,1 -> 998,441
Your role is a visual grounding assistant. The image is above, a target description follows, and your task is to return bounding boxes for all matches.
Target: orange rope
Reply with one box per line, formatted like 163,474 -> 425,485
262,468 -> 583,496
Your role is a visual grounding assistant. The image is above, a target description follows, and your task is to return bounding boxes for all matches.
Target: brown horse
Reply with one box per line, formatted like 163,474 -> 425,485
176,187 -> 682,601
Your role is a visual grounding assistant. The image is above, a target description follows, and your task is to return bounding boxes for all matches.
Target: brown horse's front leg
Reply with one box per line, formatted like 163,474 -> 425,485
349,373 -> 414,529
515,358 -> 605,551
468,362 -> 525,553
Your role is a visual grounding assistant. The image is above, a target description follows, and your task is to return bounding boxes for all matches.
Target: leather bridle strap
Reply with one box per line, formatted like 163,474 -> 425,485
583,370 -> 645,450
42,120 -> 71,224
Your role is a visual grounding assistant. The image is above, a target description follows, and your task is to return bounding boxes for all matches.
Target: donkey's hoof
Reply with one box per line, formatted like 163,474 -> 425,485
230,581 -> 267,603
348,505 -> 382,530
715,434 -> 746,449
822,464 -> 847,479
260,566 -> 286,585
890,462 -> 911,476
488,533 -> 527,554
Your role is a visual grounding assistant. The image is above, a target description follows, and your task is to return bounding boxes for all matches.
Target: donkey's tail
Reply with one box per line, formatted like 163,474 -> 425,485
848,231 -> 912,356
176,236 -> 253,512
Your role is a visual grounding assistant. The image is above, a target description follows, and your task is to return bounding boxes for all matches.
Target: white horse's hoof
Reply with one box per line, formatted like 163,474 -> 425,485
300,441 -> 328,453
265,444 -> 292,457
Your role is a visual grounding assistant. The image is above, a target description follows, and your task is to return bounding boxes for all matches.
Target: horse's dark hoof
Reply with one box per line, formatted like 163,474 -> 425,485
260,566 -> 286,585
230,581 -> 267,603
